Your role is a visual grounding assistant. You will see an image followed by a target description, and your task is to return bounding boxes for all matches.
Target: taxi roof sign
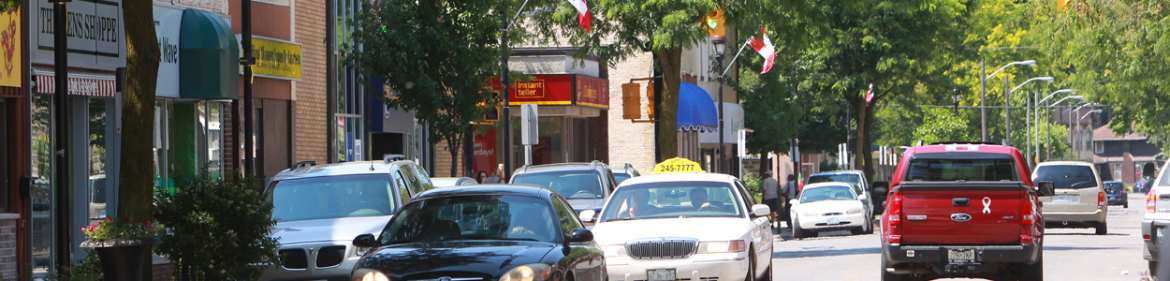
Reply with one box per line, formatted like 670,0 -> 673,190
654,157 -> 704,174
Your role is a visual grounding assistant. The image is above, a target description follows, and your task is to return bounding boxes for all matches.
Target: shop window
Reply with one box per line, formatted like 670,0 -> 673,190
29,93 -> 52,273
1094,141 -> 1104,154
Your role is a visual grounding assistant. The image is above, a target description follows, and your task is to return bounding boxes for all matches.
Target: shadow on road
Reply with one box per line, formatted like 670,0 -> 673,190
1045,232 -> 1128,237
774,246 -> 881,259
1042,245 -> 1126,251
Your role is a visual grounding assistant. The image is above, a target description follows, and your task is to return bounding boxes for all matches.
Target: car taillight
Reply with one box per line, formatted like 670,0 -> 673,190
1123,189 -> 1128,194
1149,193 -> 1158,213
1098,192 -> 1106,207
885,190 -> 902,245
1020,192 -> 1037,244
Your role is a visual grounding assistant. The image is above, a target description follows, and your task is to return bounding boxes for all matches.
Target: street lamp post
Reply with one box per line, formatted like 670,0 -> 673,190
951,89 -> 961,117
1064,101 -> 1097,158
981,60 -> 1036,142
712,36 -> 727,173
1005,76 -> 1054,146
1043,96 -> 1083,160
1078,109 -> 1103,159
50,0 -> 72,274
1035,89 -> 1077,163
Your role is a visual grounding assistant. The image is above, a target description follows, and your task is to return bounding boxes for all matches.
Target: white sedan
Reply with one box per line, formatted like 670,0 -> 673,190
788,182 -> 873,239
580,172 -> 774,281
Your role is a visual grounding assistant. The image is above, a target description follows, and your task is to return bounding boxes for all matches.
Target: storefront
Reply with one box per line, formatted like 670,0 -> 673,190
28,0 -> 126,270
0,6 -> 24,279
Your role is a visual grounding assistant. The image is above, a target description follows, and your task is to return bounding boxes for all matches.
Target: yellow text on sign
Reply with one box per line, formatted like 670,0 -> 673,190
245,37 -> 303,80
654,157 -> 703,174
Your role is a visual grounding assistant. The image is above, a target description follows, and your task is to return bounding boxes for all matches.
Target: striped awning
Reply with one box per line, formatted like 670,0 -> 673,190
32,66 -> 117,97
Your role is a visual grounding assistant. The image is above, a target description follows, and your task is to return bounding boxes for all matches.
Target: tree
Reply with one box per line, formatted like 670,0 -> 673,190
118,0 -> 160,278
346,0 -> 501,176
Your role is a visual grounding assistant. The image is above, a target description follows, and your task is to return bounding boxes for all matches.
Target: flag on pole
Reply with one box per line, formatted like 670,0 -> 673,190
865,83 -> 875,103
565,0 -> 592,32
748,26 -> 776,74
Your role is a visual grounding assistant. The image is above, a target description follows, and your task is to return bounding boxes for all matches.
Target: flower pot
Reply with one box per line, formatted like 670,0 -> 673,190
81,238 -> 161,281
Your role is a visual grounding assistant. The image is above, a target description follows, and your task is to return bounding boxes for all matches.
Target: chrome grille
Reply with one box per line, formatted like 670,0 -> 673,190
625,238 -> 698,259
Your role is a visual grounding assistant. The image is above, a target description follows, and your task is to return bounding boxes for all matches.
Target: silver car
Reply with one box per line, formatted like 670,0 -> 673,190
1033,160 -> 1108,234
258,158 -> 433,281
510,161 -> 618,219
1143,161 -> 1170,275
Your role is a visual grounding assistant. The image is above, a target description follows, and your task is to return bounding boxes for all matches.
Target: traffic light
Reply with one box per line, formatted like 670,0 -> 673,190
622,83 -> 641,120
646,81 -> 656,120
484,106 -> 500,122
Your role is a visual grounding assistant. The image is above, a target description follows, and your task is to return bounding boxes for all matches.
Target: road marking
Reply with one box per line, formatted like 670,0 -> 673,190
841,267 -> 876,281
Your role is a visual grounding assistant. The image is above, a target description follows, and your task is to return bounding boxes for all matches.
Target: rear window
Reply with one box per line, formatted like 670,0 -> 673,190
1033,165 -> 1098,189
808,174 -> 864,194
512,171 -> 605,199
904,155 -> 1019,182
1106,182 -> 1125,193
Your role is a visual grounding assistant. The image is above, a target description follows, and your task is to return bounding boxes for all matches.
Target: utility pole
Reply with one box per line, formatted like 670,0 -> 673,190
500,4 -> 512,180
1004,75 -> 1010,146
51,0 -> 71,273
242,0 -> 255,175
980,60 -> 988,142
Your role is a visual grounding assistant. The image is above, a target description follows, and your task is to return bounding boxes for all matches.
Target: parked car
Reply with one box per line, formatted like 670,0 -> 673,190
880,143 -> 1053,281
1104,180 -> 1128,208
350,184 -> 605,281
789,182 -> 872,238
1142,161 -> 1170,276
806,170 -> 874,222
583,171 -> 773,281
1032,159 -> 1108,234
610,163 -> 641,184
258,158 -> 434,281
431,177 -> 478,188
510,161 -> 619,219
1137,178 -> 1155,194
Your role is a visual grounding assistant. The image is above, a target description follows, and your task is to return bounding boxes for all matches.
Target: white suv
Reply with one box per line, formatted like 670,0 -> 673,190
1032,160 -> 1108,234
1142,161 -> 1170,275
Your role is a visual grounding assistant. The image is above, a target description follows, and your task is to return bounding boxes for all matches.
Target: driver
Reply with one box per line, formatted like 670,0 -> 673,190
690,188 -> 718,211
508,207 -> 551,241
623,189 -> 656,218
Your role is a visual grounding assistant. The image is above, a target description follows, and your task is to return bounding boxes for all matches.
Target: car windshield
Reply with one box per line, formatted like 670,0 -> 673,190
268,174 -> 396,222
599,181 -> 743,222
613,173 -> 632,184
1034,165 -> 1098,189
512,171 -> 605,199
800,185 -> 857,203
808,174 -> 864,194
905,155 -> 1019,181
378,195 -> 557,244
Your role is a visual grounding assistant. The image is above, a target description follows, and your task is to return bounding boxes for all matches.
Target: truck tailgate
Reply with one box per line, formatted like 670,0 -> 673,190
899,182 -> 1023,245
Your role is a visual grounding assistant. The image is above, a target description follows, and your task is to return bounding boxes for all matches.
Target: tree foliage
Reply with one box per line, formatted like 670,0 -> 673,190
346,0 -> 503,176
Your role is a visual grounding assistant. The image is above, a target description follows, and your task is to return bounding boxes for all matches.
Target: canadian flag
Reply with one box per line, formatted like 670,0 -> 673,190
566,0 -> 592,32
748,26 -> 776,74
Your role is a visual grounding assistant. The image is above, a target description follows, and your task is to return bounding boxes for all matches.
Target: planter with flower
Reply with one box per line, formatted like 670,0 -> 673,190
80,216 -> 162,281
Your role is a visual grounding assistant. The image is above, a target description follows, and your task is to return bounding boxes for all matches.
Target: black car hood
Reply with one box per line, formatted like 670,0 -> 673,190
357,240 -> 556,278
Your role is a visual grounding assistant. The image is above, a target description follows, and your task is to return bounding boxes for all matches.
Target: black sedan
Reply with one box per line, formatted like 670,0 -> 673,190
1104,180 -> 1128,208
351,185 -> 605,281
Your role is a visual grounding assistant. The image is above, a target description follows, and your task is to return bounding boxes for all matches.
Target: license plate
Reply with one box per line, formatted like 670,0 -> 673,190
647,269 -> 676,281
827,218 -> 841,225
947,249 -> 975,263
1054,195 -> 1079,203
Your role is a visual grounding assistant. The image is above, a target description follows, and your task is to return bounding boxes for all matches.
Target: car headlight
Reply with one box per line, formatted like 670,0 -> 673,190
697,240 -> 747,254
602,245 -> 627,257
353,268 -> 390,281
500,264 -> 551,281
847,208 -> 862,214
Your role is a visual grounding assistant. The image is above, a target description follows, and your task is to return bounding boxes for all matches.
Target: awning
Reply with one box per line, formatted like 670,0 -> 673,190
677,82 -> 718,131
32,66 -> 117,97
179,9 -> 239,100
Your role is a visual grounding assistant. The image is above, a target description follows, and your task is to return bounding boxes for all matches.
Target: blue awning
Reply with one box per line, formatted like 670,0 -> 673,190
677,82 -> 718,131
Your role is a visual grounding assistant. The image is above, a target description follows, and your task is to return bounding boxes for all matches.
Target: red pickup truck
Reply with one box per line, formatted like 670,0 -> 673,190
880,143 -> 1055,281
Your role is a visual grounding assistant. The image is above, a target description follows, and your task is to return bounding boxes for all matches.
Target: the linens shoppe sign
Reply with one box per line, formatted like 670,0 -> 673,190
31,0 -> 126,69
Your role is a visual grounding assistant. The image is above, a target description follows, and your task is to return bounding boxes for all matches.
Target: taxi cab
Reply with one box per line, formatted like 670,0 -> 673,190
579,158 -> 774,281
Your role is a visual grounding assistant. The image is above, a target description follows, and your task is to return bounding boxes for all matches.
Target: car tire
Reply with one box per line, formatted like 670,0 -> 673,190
761,258 -> 773,281
864,216 -> 875,234
1150,260 -> 1158,278
1018,249 -> 1043,281
851,226 -> 864,235
1095,221 -> 1108,235
745,247 -> 756,281
1125,202 -> 1129,208
792,217 -> 806,239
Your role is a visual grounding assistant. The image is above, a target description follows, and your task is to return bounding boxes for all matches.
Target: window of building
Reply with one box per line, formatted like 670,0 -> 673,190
1114,163 -> 1123,181
335,0 -> 365,162
1095,141 -> 1104,154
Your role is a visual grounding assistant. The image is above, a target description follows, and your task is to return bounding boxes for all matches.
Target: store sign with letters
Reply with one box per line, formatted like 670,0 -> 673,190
31,0 -> 126,69
0,8 -> 21,88
241,36 -> 303,81
574,75 -> 608,109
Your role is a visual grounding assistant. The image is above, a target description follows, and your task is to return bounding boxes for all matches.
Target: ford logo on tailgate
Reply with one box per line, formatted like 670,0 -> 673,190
951,213 -> 972,222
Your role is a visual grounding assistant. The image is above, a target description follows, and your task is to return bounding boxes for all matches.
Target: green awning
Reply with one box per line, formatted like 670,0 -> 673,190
179,9 -> 239,100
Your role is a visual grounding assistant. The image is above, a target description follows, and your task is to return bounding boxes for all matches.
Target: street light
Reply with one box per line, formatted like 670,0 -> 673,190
1005,77 -> 1053,146
1065,102 -> 1098,158
711,35 -> 727,173
951,89 -> 961,117
1035,89 -> 1076,163
1043,96 -> 1084,160
1076,109 -> 1103,159
981,60 -> 1036,142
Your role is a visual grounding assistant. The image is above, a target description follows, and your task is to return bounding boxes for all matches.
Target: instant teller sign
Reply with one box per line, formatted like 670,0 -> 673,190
653,157 -> 704,173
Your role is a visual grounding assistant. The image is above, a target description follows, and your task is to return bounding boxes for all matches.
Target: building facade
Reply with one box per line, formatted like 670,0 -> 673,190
1092,124 -> 1165,186
0,6 -> 25,279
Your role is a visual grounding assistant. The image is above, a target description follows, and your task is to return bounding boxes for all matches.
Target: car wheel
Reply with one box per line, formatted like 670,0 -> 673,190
761,259 -> 773,281
864,216 -> 875,234
1018,249 -> 1043,281
1125,202 -> 1129,208
1150,260 -> 1159,278
792,217 -> 805,239
1095,221 -> 1108,235
745,247 -> 756,281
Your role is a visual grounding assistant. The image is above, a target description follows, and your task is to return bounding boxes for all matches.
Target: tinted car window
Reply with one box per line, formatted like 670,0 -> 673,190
800,185 -> 857,203
1106,182 -> 1125,194
600,181 -> 743,222
905,158 -> 1018,182
613,173 -> 632,184
552,196 -> 584,234
808,174 -> 864,195
1034,165 -> 1098,189
513,171 -> 605,199
268,174 -> 396,222
379,195 -> 557,244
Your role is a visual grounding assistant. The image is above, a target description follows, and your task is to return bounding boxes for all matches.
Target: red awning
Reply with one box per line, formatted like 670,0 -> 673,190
32,66 -> 117,97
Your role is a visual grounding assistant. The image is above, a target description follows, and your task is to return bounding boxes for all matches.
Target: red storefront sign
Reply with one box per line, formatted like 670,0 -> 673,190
473,127 -> 497,176
488,74 -> 609,108
575,75 -> 608,109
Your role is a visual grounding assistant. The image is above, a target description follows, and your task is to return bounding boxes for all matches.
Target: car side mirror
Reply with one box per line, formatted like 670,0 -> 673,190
567,228 -> 593,243
858,194 -> 868,201
789,199 -> 800,206
751,204 -> 770,217
353,234 -> 378,248
578,209 -> 597,223
1037,181 -> 1055,197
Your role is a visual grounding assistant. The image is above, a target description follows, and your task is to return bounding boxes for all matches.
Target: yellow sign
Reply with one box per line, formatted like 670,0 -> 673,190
0,8 -> 20,87
654,157 -> 704,174
248,37 -> 302,80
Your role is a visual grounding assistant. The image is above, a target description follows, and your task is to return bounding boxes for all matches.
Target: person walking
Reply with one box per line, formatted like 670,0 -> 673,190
483,164 -> 504,183
761,171 -> 781,230
780,174 -> 799,229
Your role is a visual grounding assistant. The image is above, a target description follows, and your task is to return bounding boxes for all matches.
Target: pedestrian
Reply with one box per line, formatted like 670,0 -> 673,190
476,171 -> 488,183
483,164 -> 504,183
780,174 -> 799,229
761,171 -> 781,229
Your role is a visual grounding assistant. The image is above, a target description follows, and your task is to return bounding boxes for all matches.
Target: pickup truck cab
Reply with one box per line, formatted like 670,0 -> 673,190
879,143 -> 1054,281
